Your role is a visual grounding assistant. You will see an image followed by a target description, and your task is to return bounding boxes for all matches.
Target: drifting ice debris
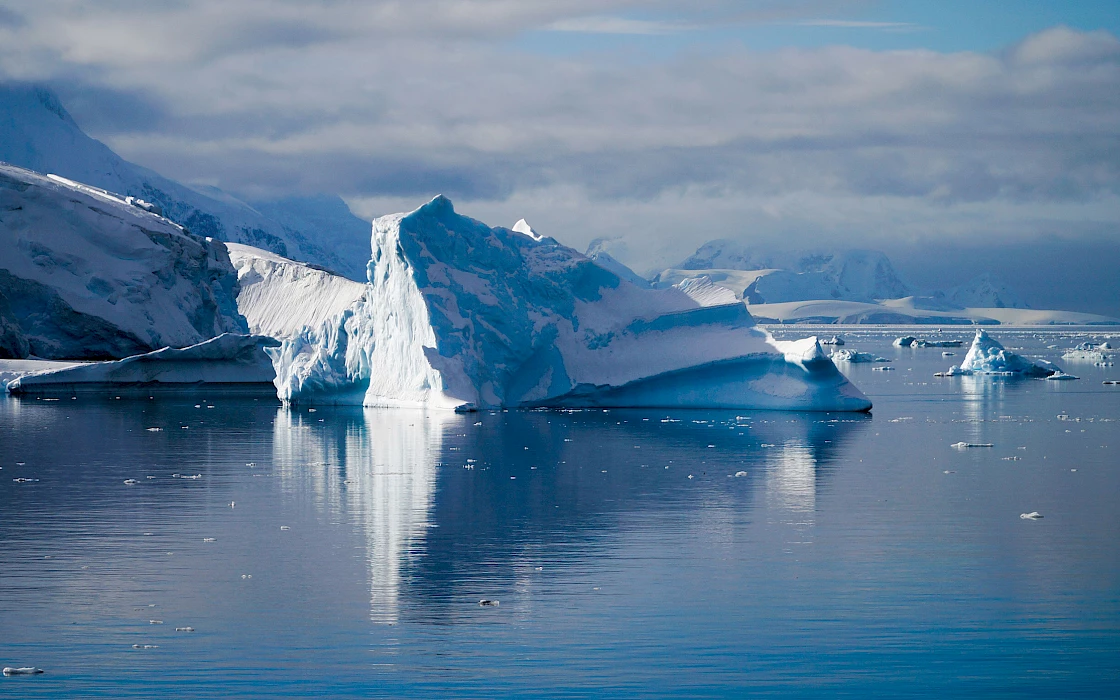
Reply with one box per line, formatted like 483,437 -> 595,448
942,330 -> 1060,377
175,627 -> 194,632
820,336 -> 845,346
893,336 -> 917,348
1020,512 -> 1044,520
3,667 -> 44,675
734,471 -> 748,477
830,350 -> 890,363
942,352 -> 955,357
146,427 -> 163,432
12,478 -> 38,483
131,645 -> 159,649
1044,372 -> 1079,381
1105,380 -> 1119,385
202,538 -> 215,543
149,620 -> 163,624
265,196 -> 871,411
478,599 -> 499,607
872,366 -> 894,371
951,442 -> 993,448
123,479 -> 139,485
280,526 -> 290,530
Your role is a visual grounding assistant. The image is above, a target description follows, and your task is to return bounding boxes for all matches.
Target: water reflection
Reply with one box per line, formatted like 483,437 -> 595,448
267,407 -> 869,623
273,408 -> 445,623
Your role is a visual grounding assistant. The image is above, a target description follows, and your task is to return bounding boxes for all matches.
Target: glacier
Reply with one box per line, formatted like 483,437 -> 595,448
942,330 -> 1060,377
0,163 -> 246,359
7,333 -> 279,395
268,196 -> 872,412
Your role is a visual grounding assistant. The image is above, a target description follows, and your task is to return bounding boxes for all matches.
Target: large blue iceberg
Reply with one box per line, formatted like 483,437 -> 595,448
267,196 -> 872,412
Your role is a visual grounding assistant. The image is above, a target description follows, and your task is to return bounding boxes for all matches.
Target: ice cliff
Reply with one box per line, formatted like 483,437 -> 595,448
268,196 -> 872,411
0,163 -> 246,359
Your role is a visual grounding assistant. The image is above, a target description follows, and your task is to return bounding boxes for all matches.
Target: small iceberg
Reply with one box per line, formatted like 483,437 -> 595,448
894,336 -> 962,348
3,667 -> 44,676
830,350 -> 890,363
478,599 -> 500,607
123,479 -> 139,485
1044,372 -> 1079,381
941,330 -> 1060,378
1062,342 -> 1113,364
951,442 -> 993,448
1020,512 -> 1044,520
820,336 -> 845,346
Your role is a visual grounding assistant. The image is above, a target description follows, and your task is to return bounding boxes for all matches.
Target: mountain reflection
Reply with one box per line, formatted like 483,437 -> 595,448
270,408 -> 869,624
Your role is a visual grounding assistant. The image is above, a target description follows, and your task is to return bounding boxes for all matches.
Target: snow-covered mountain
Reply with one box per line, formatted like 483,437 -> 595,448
0,84 -> 370,280
266,195 -> 872,411
0,163 -> 246,359
585,237 -> 651,288
942,273 -> 1028,309
669,240 -> 912,303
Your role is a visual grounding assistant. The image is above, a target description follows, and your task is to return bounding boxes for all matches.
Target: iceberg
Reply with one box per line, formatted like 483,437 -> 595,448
829,350 -> 890,363
8,333 -> 278,395
942,329 -> 1059,377
1061,342 -> 1113,363
267,196 -> 872,412
0,163 -> 246,360
893,336 -> 962,348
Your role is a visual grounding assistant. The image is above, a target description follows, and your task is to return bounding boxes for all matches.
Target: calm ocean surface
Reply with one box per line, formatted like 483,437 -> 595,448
2,327 -> 1118,698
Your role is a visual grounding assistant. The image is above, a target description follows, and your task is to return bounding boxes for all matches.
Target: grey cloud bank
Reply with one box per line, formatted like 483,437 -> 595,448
1,1 -> 1118,314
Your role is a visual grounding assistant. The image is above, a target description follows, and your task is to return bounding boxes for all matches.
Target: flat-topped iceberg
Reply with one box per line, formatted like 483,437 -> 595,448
1061,342 -> 1113,364
830,349 -> 890,363
941,329 -> 1059,377
8,333 -> 278,394
267,196 -> 872,412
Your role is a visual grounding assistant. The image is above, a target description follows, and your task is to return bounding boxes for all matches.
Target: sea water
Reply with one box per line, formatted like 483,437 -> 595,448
1,327 -> 1118,698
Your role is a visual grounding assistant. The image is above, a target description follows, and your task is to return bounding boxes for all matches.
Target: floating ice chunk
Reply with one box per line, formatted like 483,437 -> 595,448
951,442 -> 993,448
202,538 -> 215,543
1062,343 -> 1113,363
12,478 -> 38,483
1105,380 -> 1119,385
131,645 -> 159,649
734,471 -> 748,477
123,479 -> 139,485
893,336 -> 916,348
830,350 -> 890,363
872,366 -> 894,371
820,336 -> 845,346
942,352 -> 955,357
175,627 -> 194,632
943,330 -> 1060,377
146,427 -> 163,432
478,599 -> 499,607
3,667 -> 44,675
280,526 -> 290,530
149,620 -> 163,624
1045,372 -> 1079,381
1020,512 -> 1043,520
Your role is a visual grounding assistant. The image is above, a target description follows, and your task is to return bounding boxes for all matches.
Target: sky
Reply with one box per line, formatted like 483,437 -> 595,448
0,1 -> 1118,310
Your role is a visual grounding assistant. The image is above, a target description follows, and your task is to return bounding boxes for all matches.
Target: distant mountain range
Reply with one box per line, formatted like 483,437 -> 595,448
662,239 -> 1027,309
0,84 -> 370,281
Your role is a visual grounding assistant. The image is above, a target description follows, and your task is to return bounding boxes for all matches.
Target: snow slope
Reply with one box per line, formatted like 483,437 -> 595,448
8,333 -> 279,394
0,85 -> 370,280
0,163 -> 246,359
226,243 -> 367,339
585,238 -> 652,288
268,196 -> 872,411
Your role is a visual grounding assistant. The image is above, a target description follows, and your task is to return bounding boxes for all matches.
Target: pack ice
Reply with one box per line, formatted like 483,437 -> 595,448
0,163 -> 245,359
268,196 -> 872,411
942,329 -> 1059,377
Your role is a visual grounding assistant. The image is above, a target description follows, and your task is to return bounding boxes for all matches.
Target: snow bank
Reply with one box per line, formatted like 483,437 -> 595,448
942,330 -> 1059,377
226,243 -> 367,339
0,163 -> 246,360
268,196 -> 872,411
673,276 -> 742,307
8,333 -> 278,394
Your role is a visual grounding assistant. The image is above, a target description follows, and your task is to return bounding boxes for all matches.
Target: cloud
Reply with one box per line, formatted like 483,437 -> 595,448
0,1 -> 1118,285
798,19 -> 919,30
